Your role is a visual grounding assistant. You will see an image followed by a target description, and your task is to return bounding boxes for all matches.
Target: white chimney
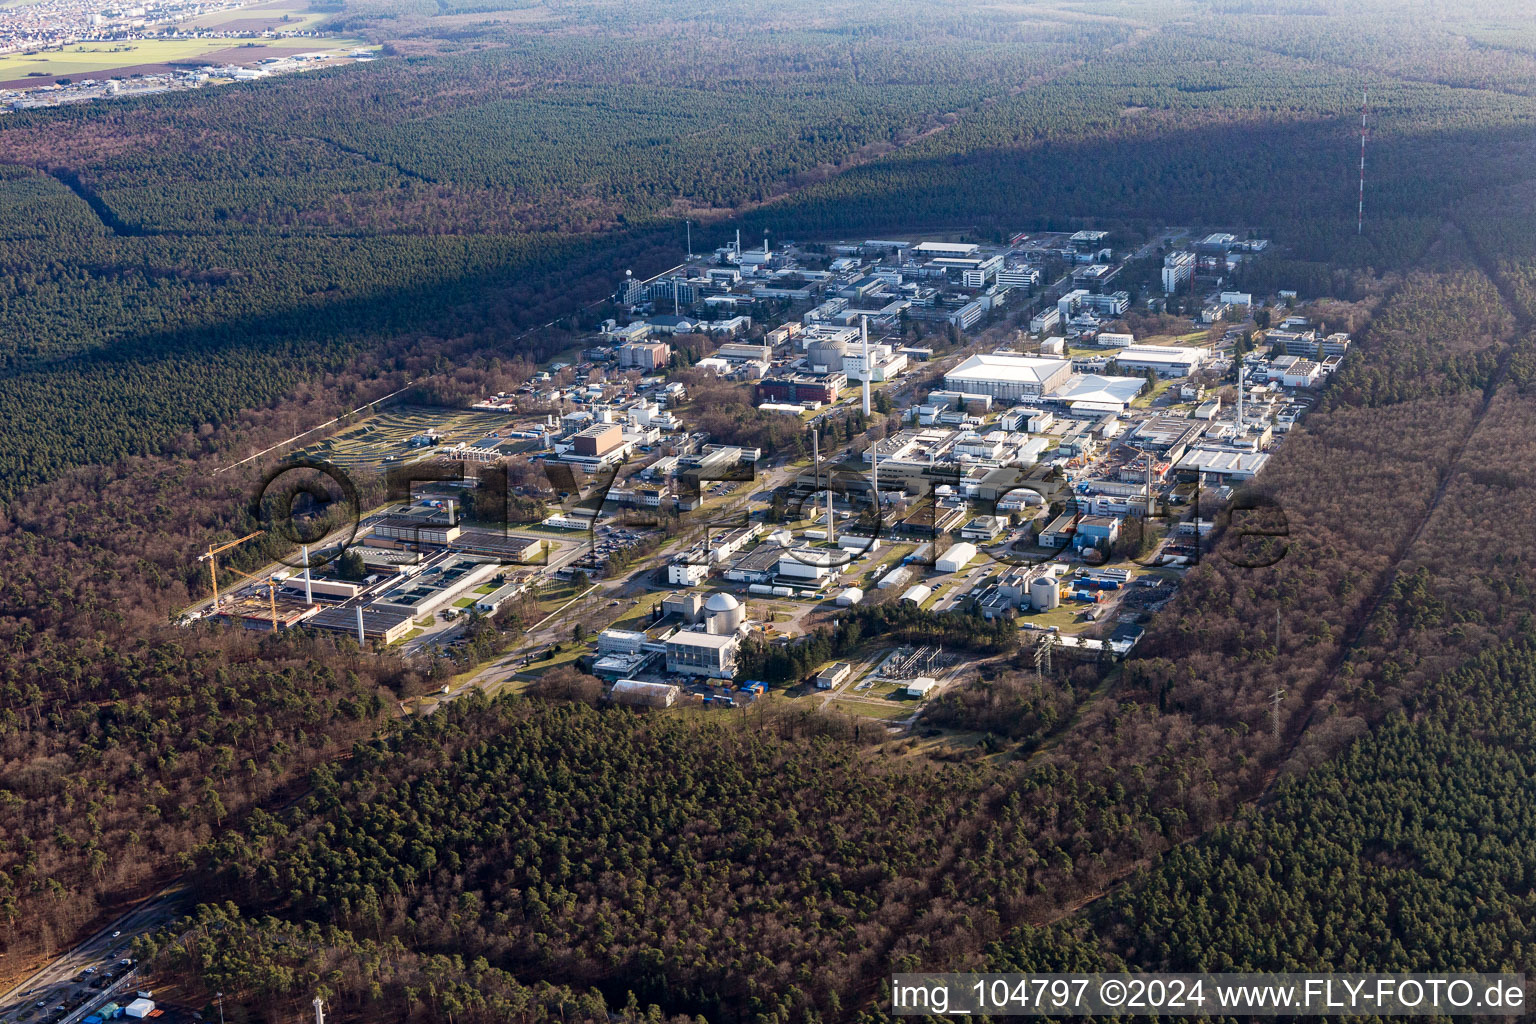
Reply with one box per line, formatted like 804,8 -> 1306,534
861,315 -> 872,416
301,544 -> 312,604
1236,360 -> 1245,439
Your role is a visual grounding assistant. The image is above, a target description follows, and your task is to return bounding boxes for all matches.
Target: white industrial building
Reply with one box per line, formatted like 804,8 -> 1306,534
1114,345 -> 1206,377
596,629 -> 650,656
610,679 -> 680,708
943,353 -> 1073,401
664,630 -> 739,679
1050,374 -> 1146,415
667,558 -> 709,586
905,677 -> 939,698
936,542 -> 978,573
1176,447 -> 1270,482
842,344 -> 908,383
778,551 -> 834,581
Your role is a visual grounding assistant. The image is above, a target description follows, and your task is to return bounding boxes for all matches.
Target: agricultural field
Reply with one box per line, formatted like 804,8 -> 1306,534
0,36 -> 372,80
183,0 -> 334,32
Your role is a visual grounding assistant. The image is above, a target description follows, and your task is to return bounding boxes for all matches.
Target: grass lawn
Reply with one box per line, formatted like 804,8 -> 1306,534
609,590 -> 670,630
1132,378 -> 1179,407
829,697 -> 912,720
1015,602 -> 1089,633
395,628 -> 425,643
518,522 -> 587,537
534,579 -> 592,615
452,597 -> 475,609
473,584 -> 499,595
0,36 -> 371,78
521,642 -> 593,677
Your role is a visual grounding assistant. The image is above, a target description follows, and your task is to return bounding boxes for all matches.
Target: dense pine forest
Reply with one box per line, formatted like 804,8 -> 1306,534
5,0 -> 1536,1022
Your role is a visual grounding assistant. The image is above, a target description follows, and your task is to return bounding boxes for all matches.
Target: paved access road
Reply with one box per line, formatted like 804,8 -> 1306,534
0,885 -> 189,1024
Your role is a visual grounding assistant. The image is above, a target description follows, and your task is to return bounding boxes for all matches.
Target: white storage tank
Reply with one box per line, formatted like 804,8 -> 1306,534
1029,575 -> 1061,611
835,587 -> 864,607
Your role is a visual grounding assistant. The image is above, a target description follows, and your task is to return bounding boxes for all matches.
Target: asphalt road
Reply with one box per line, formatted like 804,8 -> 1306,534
0,885 -> 189,1024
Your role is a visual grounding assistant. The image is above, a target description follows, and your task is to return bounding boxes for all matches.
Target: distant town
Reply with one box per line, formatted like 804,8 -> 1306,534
0,0 -> 374,108
189,225 -> 1337,721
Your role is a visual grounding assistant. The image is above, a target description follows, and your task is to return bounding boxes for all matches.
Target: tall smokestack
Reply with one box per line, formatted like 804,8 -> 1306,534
861,316 -> 872,416
1146,454 -> 1154,517
871,441 -> 879,518
355,604 -> 364,645
1236,360 -> 1245,442
301,544 -> 313,605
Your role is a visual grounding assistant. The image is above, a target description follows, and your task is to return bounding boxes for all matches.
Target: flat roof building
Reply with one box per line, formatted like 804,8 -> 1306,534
573,423 -> 623,457
756,371 -> 847,406
618,341 -> 671,371
308,604 -> 414,644
816,662 -> 852,689
611,679 -> 680,708
665,629 -> 739,679
1050,373 -> 1146,413
1176,447 -> 1271,481
1114,344 -> 1206,378
370,515 -> 462,548
944,353 -> 1073,401
912,241 -> 980,258
372,554 -> 500,618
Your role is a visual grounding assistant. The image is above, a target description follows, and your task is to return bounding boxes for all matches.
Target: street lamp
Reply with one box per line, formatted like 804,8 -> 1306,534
215,993 -> 225,1024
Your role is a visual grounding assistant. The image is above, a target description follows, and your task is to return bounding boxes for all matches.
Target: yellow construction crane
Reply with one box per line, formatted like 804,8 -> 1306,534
197,532 -> 262,614
222,562 -> 287,632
